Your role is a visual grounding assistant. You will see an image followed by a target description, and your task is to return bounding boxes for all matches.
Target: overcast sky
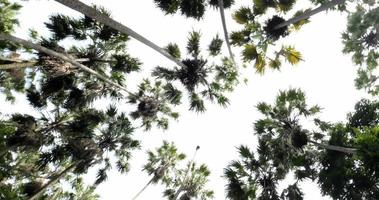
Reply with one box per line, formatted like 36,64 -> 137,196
3,0 -> 371,199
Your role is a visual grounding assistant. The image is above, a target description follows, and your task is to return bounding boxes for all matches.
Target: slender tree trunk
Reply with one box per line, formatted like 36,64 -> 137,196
275,0 -> 346,29
172,146 -> 199,200
0,61 -> 38,70
28,161 -> 79,200
217,0 -> 236,67
131,177 -> 155,200
0,34 -> 132,94
173,188 -> 183,200
54,0 -> 186,69
309,140 -> 357,154
0,58 -> 116,70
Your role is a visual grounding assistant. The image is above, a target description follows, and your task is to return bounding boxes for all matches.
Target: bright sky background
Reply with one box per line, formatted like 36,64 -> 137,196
2,0 -> 372,199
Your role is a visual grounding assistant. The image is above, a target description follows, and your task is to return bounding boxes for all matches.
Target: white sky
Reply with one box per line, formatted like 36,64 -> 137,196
3,0 -> 372,199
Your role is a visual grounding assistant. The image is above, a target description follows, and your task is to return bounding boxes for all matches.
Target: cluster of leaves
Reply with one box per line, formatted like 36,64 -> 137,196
224,89 -> 379,199
342,3 -> 379,95
224,145 -> 303,200
127,79 -> 180,130
154,0 -> 235,20
141,142 -> 213,200
153,31 -> 239,112
0,0 -> 21,51
231,0 -> 307,73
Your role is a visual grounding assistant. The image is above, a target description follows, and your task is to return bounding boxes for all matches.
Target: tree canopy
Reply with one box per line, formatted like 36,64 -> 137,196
0,0 -> 378,199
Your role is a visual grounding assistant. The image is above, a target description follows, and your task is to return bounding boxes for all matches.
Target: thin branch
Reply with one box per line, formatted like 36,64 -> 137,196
54,0 -> 187,69
217,0 -> 237,67
0,34 -> 133,95
275,0 -> 346,30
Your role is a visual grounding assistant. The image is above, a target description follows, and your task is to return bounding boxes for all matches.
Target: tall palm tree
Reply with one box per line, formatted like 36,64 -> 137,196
28,161 -> 81,200
132,141 -> 186,200
217,0 -> 236,67
0,34 -> 131,94
54,0 -> 187,69
224,145 -> 292,200
275,0 -> 346,29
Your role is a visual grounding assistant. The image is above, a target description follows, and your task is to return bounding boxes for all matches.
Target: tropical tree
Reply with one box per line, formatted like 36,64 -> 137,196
342,2 -> 379,95
225,89 -> 379,199
138,143 -> 213,200
133,141 -> 186,200
164,161 -> 214,200
224,145 -> 303,200
152,30 -> 239,112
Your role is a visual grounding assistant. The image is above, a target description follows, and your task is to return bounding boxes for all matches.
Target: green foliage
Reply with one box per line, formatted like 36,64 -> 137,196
342,4 -> 379,95
153,31 -> 239,112
0,0 -> 21,34
355,126 -> 379,175
208,34 -> 223,57
165,43 -> 182,59
143,141 -> 186,184
231,0 -> 306,73
142,143 -> 213,199
154,0 -> 235,20
128,79 -> 179,130
233,7 -> 254,25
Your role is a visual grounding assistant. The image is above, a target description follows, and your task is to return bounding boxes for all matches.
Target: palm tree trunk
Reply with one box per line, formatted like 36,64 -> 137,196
275,0 -> 346,30
217,0 -> 236,67
309,140 -> 357,154
173,188 -> 183,200
28,161 -> 79,200
0,58 -> 116,70
0,61 -> 38,70
54,0 -> 186,69
131,177 -> 155,200
0,34 -> 132,94
172,146 -> 199,200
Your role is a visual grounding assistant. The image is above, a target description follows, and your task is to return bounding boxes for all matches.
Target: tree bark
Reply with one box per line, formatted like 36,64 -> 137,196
0,34 -> 132,94
131,177 -> 155,200
309,140 -> 357,154
28,161 -> 79,200
0,61 -> 38,70
217,0 -> 236,67
54,0 -> 187,69
275,0 -> 346,29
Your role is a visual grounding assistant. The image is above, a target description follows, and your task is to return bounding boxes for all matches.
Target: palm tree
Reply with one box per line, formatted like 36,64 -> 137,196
152,31 -> 238,112
254,88 -> 358,155
0,34 -> 131,94
28,161 -> 80,200
164,146 -> 214,200
275,0 -> 346,29
217,0 -> 236,67
132,141 -> 186,200
54,0 -> 187,69
224,145 -> 298,200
